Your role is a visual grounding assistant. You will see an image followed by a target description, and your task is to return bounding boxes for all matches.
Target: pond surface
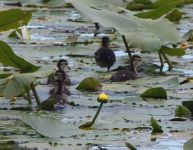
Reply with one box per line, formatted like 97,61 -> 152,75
0,1 -> 193,150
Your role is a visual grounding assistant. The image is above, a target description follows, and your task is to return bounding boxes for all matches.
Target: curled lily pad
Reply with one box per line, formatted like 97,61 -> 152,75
151,117 -> 163,134
76,77 -> 101,91
175,105 -> 191,117
140,87 -> 167,99
160,46 -> 185,56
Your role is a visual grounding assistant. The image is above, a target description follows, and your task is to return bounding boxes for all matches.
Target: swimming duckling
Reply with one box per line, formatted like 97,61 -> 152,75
95,36 -> 116,72
110,55 -> 142,82
40,71 -> 68,110
47,59 -> 70,85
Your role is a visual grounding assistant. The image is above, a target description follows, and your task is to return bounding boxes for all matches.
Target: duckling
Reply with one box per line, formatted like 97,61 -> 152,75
40,71 -> 68,110
57,59 -> 71,85
110,55 -> 142,82
47,59 -> 70,85
95,36 -> 116,72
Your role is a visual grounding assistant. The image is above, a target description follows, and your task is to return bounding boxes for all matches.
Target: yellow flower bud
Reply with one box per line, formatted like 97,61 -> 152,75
97,93 -> 109,103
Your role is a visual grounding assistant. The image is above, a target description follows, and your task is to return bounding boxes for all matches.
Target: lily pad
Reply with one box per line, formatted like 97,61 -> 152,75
184,138 -> 193,150
67,0 -> 180,51
175,105 -> 191,117
0,9 -> 31,32
0,74 -> 36,98
76,77 -> 101,91
151,117 -> 163,133
140,87 -> 167,99
135,0 -> 183,19
160,46 -> 185,56
0,40 -> 40,73
182,101 -> 193,116
166,9 -> 182,22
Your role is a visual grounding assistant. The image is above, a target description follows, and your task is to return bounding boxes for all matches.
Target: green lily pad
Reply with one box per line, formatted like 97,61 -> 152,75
182,30 -> 193,42
0,40 -> 40,73
184,138 -> 193,150
175,105 -> 191,117
135,0 -> 183,19
0,9 -> 31,32
140,87 -> 167,99
160,46 -> 185,56
67,0 -> 180,51
0,74 -> 36,98
76,77 -> 101,91
182,101 -> 193,116
166,9 -> 182,22
151,117 -> 163,134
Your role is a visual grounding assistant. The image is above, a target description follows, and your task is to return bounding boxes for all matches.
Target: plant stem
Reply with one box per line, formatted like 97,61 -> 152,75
158,51 -> 164,73
31,83 -> 40,105
122,35 -> 131,59
160,49 -> 173,70
26,90 -> 32,105
91,102 -> 104,125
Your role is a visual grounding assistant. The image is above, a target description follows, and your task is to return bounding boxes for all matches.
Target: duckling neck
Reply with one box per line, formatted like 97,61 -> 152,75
102,42 -> 109,47
130,63 -> 137,73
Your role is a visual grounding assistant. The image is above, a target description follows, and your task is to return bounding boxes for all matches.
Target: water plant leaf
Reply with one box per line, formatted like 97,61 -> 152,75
135,0 -> 183,19
0,74 -> 36,98
76,77 -> 101,91
67,0 -> 180,51
151,117 -> 163,133
125,142 -> 137,150
182,101 -> 193,116
182,30 -> 193,42
21,113 -> 79,138
0,40 -> 40,73
160,46 -> 185,56
184,138 -> 193,150
9,26 -> 31,40
166,9 -> 182,22
175,105 -> 191,117
140,87 -> 167,99
0,9 -> 31,32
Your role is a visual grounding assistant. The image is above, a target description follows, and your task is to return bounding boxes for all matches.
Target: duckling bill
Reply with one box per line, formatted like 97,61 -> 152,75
110,55 -> 142,82
95,36 -> 116,72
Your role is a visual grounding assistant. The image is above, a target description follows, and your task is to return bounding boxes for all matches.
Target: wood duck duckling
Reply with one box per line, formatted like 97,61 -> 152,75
57,59 -> 71,85
95,36 -> 116,72
40,71 -> 68,110
110,55 -> 142,82
49,70 -> 71,96
47,59 -> 70,85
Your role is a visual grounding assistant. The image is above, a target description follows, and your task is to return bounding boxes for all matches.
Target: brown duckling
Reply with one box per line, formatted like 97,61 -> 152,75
40,71 -> 68,110
57,59 -> 71,85
47,59 -> 70,85
110,55 -> 142,82
95,36 -> 116,72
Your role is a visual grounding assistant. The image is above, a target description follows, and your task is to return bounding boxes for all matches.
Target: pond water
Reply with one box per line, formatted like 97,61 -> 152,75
0,1 -> 193,150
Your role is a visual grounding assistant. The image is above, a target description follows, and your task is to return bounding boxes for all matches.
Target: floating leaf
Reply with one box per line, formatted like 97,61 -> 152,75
175,105 -> 191,117
160,46 -> 185,56
21,113 -> 79,138
140,87 -> 167,99
134,0 -> 183,19
166,9 -> 182,22
125,142 -> 137,150
151,117 -> 163,133
184,138 -> 193,150
0,9 -> 31,32
0,40 -> 40,72
0,74 -> 36,98
39,98 -> 57,110
67,0 -> 180,51
76,77 -> 101,91
182,101 -> 193,116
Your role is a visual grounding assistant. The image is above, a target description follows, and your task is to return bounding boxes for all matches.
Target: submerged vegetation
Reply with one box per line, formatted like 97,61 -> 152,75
0,0 -> 193,149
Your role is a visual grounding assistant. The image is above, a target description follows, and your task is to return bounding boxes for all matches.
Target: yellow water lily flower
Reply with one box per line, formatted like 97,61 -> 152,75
97,93 -> 109,103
